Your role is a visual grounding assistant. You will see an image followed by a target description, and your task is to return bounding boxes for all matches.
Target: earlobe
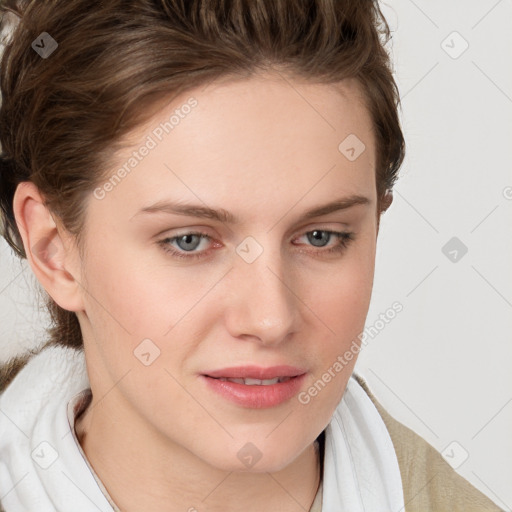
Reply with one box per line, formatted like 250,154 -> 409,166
381,190 -> 393,213
12,181 -> 85,313
376,190 -> 393,236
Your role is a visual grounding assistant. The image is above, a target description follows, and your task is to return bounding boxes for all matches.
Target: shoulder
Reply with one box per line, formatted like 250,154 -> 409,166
352,372 -> 504,512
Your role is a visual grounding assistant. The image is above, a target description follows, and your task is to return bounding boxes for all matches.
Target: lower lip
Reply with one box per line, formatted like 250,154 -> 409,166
202,374 -> 307,409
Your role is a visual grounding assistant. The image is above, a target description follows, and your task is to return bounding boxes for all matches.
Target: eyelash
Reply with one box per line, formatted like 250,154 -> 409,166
157,229 -> 355,260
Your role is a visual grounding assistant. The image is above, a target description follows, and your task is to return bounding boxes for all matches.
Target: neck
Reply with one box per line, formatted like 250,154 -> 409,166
74,392 -> 322,512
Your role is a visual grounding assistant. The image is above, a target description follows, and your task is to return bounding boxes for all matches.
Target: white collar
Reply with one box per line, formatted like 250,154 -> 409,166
323,375 -> 405,510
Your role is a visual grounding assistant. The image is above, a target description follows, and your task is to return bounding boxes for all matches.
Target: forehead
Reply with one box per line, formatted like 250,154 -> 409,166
145,72 -> 373,150
90,72 -> 376,222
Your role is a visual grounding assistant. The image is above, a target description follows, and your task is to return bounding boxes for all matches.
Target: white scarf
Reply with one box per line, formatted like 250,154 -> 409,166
0,345 -> 404,511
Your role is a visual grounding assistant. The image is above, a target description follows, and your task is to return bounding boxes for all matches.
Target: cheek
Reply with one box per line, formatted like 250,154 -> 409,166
82,246 -> 195,337
79,245 -> 217,385
301,236 -> 375,388
305,236 -> 376,326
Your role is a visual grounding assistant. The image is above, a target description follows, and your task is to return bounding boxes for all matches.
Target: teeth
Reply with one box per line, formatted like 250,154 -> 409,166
217,377 -> 292,385
244,377 -> 279,385
224,378 -> 245,384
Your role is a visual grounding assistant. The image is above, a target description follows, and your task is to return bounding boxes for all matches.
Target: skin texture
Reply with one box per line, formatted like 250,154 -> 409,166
13,71 -> 391,512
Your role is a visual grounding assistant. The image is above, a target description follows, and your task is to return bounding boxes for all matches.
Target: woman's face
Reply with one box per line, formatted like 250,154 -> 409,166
76,72 -> 379,472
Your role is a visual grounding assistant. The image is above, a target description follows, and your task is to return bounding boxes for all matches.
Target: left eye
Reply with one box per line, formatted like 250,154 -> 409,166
158,229 -> 355,260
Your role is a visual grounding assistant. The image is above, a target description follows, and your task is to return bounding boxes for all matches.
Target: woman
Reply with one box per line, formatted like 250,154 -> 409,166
0,0 -> 502,511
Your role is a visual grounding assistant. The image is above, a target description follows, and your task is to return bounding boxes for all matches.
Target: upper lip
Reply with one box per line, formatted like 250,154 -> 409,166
204,365 -> 307,380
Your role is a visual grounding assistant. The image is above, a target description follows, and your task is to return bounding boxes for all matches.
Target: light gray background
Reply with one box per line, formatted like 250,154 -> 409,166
1,0 -> 511,509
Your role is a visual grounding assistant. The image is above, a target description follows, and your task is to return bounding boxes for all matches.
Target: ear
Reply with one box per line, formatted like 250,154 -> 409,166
376,190 -> 393,236
12,181 -> 85,312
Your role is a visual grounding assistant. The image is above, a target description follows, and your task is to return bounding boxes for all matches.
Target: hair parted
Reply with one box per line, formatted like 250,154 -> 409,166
0,0 -> 405,390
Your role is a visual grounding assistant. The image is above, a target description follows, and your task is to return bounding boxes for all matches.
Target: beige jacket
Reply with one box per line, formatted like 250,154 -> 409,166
350,373 -> 503,512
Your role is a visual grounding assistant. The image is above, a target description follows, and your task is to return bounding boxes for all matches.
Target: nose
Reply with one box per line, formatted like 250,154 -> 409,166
224,244 -> 299,347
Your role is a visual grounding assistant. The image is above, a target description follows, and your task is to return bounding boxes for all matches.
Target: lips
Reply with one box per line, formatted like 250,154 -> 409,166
201,365 -> 308,408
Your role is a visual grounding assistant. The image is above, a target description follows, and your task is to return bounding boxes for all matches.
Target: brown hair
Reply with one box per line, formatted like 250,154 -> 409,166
0,0 -> 405,391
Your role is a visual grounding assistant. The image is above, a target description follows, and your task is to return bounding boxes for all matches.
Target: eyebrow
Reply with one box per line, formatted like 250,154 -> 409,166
133,194 -> 370,224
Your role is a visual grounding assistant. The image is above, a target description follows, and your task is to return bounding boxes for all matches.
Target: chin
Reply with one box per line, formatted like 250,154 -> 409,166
200,439 -> 307,474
